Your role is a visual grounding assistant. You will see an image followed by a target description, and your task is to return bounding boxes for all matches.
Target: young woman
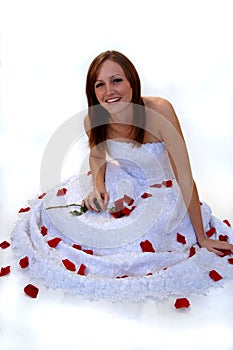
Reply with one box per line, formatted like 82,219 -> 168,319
11,50 -> 233,301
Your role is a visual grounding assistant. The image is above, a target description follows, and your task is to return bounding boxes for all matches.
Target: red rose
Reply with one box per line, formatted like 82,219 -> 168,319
19,256 -> 29,269
77,264 -> 86,275
19,207 -> 31,213
209,270 -> 222,282
141,192 -> 152,198
62,259 -> 76,271
223,219 -> 231,227
0,241 -> 10,249
162,180 -> 173,188
140,240 -> 155,253
38,192 -> 47,199
189,246 -> 196,258
206,227 -> 216,237
24,284 -> 39,298
56,188 -> 67,196
0,266 -> 11,277
174,298 -> 190,309
40,226 -> 48,236
177,233 -> 186,244
219,235 -> 228,242
47,237 -> 62,248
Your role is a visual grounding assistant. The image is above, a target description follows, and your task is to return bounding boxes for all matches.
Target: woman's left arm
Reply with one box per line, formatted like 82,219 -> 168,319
150,98 -> 233,256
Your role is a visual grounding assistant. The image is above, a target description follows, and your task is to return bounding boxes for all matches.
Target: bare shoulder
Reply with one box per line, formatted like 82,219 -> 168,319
143,96 -> 176,119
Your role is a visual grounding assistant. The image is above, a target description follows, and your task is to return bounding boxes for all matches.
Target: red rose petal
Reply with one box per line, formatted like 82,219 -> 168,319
47,237 -> 62,248
56,188 -> 67,196
219,235 -> 228,242
38,192 -> 47,199
206,227 -> 216,237
19,207 -> 30,213
189,246 -> 196,257
130,205 -> 136,212
146,272 -> 153,276
140,240 -> 155,253
123,194 -> 134,206
83,249 -> 93,255
0,266 -> 11,277
223,219 -> 231,227
114,198 -> 124,212
116,275 -> 128,279
121,207 -> 131,216
72,244 -> 82,250
19,256 -> 29,268
87,170 -> 91,176
209,270 -> 223,282
174,298 -> 190,309
77,263 -> 86,275
177,233 -> 186,244
150,183 -> 162,188
0,240 -> 10,249
40,226 -> 48,236
228,258 -> 233,264
24,284 -> 39,298
162,180 -> 173,188
62,259 -> 76,271
141,192 -> 152,198
218,249 -> 232,257
109,210 -> 122,219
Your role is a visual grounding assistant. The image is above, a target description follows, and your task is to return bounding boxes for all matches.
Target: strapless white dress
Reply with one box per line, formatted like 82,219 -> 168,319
11,140 -> 233,300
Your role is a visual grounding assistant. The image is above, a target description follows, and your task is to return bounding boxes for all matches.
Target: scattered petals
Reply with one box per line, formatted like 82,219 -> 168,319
141,192 -> 152,198
19,207 -> 30,213
40,226 -> 48,236
0,240 -> 10,249
124,194 -> 134,206
0,266 -> 11,277
121,207 -> 131,216
62,259 -> 76,271
174,298 -> 190,309
56,188 -> 67,196
206,227 -> 216,237
209,270 -> 223,282
72,244 -> 82,250
19,256 -> 29,268
24,284 -> 39,298
77,264 -> 86,275
223,219 -> 231,227
83,249 -> 93,255
189,246 -> 196,257
177,233 -> 186,244
162,180 -> 173,188
219,235 -> 228,242
140,240 -> 155,253
228,258 -> 233,265
47,237 -> 62,248
38,192 -> 47,199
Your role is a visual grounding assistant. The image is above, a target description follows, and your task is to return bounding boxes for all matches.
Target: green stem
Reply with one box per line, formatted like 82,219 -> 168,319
46,203 -> 82,210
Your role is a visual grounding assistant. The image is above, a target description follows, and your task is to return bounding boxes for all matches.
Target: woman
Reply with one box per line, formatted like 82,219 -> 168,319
11,50 -> 233,301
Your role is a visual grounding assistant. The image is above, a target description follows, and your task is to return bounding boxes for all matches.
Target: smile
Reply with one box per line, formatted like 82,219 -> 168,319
105,97 -> 121,103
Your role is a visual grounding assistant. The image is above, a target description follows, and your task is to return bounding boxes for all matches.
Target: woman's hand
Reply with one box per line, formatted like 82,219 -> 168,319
82,189 -> 109,212
198,237 -> 233,256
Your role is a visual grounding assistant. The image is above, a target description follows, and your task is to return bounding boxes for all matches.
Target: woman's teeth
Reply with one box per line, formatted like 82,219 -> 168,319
106,97 -> 121,103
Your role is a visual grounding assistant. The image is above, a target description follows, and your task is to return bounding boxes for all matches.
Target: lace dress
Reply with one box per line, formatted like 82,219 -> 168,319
11,140 -> 233,300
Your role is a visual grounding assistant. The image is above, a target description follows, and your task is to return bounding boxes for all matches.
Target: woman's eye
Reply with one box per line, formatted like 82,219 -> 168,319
113,78 -> 123,83
95,82 -> 104,88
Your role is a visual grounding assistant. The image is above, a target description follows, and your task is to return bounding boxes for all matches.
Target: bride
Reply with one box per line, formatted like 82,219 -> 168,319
11,50 -> 233,301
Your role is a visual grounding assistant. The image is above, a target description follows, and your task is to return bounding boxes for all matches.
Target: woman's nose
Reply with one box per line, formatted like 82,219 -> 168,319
105,82 -> 114,96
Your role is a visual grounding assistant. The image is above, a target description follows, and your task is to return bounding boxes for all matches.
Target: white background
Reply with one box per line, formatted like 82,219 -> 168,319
0,1 -> 233,349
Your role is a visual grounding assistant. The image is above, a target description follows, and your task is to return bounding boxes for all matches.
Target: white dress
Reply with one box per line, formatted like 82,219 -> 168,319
11,140 -> 233,300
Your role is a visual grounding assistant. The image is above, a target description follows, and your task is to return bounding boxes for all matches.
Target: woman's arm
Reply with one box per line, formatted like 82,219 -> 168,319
149,98 -> 233,255
82,115 -> 109,211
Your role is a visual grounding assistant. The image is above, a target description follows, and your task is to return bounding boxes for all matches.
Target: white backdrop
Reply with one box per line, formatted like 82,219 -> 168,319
0,1 -> 233,350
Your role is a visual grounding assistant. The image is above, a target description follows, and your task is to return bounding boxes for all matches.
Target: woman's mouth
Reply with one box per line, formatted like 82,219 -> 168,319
105,97 -> 121,103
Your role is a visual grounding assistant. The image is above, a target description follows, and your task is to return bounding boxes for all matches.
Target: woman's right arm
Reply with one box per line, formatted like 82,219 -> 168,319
82,116 -> 109,211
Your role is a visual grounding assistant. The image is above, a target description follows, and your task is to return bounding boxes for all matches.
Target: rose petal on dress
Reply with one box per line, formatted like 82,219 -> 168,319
174,298 -> 190,309
56,188 -> 67,196
114,198 -> 124,212
219,235 -> 228,242
40,226 -> 48,236
0,241 -> 10,249
121,207 -> 131,216
140,240 -> 155,253
83,249 -> 93,255
177,233 -> 186,244
150,183 -> 162,188
162,180 -> 173,188
206,227 -> 216,237
62,259 -> 76,272
72,244 -> 82,250
189,246 -> 196,258
218,249 -> 231,257
223,219 -> 231,227
123,194 -> 134,206
141,192 -> 152,198
19,256 -> 29,268
228,258 -> 233,265
38,192 -> 47,199
77,264 -> 86,275
209,270 -> 223,282
116,275 -> 128,279
19,207 -> 31,213
24,284 -> 39,298
0,266 -> 11,277
87,170 -> 91,176
47,237 -> 62,248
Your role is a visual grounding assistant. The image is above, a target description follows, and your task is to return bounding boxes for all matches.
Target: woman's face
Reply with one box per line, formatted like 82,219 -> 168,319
94,59 -> 133,113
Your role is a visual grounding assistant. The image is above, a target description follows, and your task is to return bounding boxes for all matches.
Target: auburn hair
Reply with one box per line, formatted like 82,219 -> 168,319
85,50 -> 145,148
